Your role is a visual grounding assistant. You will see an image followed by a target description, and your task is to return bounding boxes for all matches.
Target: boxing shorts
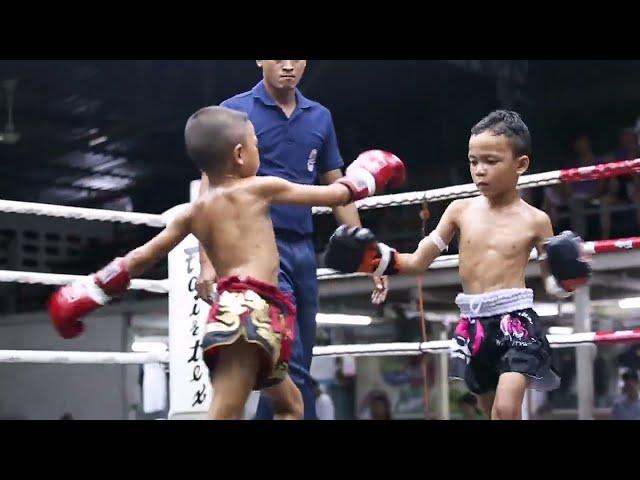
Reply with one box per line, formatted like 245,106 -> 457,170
202,276 -> 296,390
449,288 -> 561,394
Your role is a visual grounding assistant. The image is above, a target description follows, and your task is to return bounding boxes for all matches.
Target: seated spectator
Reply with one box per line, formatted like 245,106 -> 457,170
567,135 -> 607,238
571,135 -> 603,201
369,391 -> 392,420
601,128 -> 640,238
542,184 -> 570,231
311,378 -> 335,420
611,369 -> 640,420
360,389 -> 393,420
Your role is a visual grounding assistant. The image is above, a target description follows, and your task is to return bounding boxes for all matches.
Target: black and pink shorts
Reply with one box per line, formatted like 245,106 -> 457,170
450,288 -> 561,394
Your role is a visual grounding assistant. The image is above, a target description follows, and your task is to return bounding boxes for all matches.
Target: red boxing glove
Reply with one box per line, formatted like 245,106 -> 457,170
337,150 -> 406,202
48,258 -> 131,339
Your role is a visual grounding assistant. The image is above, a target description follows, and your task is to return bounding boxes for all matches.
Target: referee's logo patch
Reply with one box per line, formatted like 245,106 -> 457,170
307,149 -> 318,172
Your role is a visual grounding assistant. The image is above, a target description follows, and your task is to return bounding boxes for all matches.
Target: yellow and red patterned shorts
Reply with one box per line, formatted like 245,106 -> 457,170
202,276 -> 296,390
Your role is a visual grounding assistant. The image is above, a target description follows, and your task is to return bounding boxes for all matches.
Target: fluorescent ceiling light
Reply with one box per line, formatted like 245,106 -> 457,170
316,313 -> 372,326
89,135 -> 108,146
619,297 -> 640,309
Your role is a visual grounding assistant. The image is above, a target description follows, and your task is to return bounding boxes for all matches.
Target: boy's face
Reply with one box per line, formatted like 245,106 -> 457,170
238,121 -> 260,177
468,131 -> 529,198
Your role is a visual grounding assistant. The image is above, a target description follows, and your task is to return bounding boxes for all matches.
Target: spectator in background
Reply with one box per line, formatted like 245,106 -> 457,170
541,182 -> 570,232
541,150 -> 572,232
571,135 -> 604,202
613,127 -> 640,161
311,378 -> 335,420
601,128 -> 640,238
619,128 -> 640,232
568,135 -> 607,239
363,390 -> 393,420
542,135 -> 607,238
611,369 -> 640,420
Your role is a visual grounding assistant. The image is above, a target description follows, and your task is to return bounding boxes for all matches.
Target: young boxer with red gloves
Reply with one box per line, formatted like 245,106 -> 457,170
48,105 -> 405,420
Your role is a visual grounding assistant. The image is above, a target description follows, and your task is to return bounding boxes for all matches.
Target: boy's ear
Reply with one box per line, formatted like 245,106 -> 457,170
516,155 -> 529,175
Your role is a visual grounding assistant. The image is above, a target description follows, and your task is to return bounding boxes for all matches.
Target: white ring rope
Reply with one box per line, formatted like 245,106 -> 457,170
317,237 -> 640,279
0,270 -> 168,293
312,170 -> 562,214
312,158 -> 640,214
1,158 -> 639,366
312,330 -> 640,358
2,329 -> 638,364
0,350 -> 169,365
1,235 -> 638,290
1,158 -> 638,224
0,199 -> 165,227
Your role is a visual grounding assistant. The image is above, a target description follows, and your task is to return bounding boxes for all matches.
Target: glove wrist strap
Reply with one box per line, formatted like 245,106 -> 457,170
544,275 -> 572,299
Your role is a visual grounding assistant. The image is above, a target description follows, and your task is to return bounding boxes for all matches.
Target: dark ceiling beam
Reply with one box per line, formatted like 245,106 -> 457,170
0,157 -> 137,180
530,78 -> 640,111
444,60 -> 528,84
0,172 -> 126,194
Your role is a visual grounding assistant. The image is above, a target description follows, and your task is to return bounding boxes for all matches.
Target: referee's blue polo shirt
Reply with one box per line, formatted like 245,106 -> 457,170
221,80 -> 344,236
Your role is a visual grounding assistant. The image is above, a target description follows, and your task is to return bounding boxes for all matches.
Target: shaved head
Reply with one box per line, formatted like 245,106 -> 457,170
185,106 -> 249,173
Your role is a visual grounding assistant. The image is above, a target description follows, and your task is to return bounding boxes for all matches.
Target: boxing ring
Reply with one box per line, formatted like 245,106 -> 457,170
1,158 -> 640,419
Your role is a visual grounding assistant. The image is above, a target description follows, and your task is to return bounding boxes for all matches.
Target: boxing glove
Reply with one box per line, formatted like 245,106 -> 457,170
48,258 -> 131,339
336,150 -> 406,202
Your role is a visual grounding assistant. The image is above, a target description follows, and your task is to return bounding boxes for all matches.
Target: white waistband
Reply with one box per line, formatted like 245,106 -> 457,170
455,288 -> 534,318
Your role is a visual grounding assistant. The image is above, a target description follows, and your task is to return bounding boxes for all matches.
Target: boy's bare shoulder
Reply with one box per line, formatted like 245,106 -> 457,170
200,177 -> 275,202
242,175 -> 286,196
521,199 -> 551,227
448,197 -> 475,215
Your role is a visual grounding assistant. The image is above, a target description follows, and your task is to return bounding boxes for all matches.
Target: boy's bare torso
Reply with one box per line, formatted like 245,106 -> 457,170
191,178 -> 281,286
456,196 -> 545,294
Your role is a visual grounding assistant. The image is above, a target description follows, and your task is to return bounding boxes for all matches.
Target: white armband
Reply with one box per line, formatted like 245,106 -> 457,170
422,231 -> 448,253
372,242 -> 393,276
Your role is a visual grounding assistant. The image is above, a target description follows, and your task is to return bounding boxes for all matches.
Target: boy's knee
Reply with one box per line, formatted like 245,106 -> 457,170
210,398 -> 245,420
492,400 -> 521,420
272,388 -> 304,420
